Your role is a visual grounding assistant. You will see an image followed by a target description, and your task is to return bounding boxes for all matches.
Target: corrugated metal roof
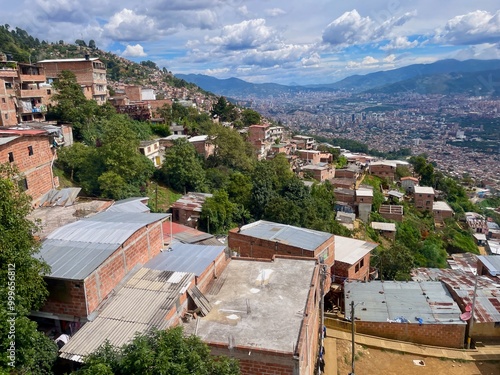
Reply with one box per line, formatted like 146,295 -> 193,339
334,236 -> 378,265
39,212 -> 168,280
239,220 -> 333,251
387,190 -> 404,198
0,136 -> 19,146
107,197 -> 150,213
411,268 -> 500,323
145,243 -> 226,276
478,256 -> 500,276
59,268 -> 194,362
39,188 -> 81,207
345,280 -> 464,325
433,201 -> 453,212
371,222 -> 396,231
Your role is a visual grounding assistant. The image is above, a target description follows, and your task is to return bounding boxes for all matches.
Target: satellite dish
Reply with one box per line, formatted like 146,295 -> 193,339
460,311 -> 472,321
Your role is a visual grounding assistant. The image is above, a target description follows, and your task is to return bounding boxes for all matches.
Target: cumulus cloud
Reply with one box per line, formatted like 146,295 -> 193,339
383,54 -> 397,63
381,36 -> 419,51
207,19 -> 277,50
122,44 -> 147,57
301,53 -> 321,67
265,8 -> 286,17
435,10 -> 500,45
35,0 -> 84,23
322,9 -> 416,46
362,56 -> 379,64
104,9 -> 158,41
240,44 -> 311,67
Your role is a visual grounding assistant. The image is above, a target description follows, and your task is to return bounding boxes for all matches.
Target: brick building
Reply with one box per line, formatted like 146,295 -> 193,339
171,192 -> 213,228
433,201 -> 454,222
331,236 -> 377,283
345,280 -> 466,348
301,163 -> 335,182
183,257 -> 322,375
189,135 -> 215,158
144,242 -> 231,294
37,57 -> 108,104
0,58 -> 19,126
371,222 -> 396,240
0,59 -> 50,125
369,161 -> 397,181
59,268 -> 195,362
228,220 -> 335,268
0,128 -> 58,206
414,186 -> 435,211
379,204 -> 404,222
33,211 -> 169,327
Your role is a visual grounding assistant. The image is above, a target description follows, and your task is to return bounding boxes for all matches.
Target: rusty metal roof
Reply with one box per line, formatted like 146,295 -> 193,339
411,268 -> 500,324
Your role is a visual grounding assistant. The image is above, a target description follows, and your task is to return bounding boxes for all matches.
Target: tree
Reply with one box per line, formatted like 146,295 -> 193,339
210,97 -> 237,122
159,138 -> 206,193
88,39 -> 97,49
77,327 -> 240,375
241,109 -> 261,127
200,190 -> 236,234
75,39 -> 87,47
207,126 -> 255,172
0,164 -> 58,373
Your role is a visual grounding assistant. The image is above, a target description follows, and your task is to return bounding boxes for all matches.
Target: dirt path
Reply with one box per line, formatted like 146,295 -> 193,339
326,338 -> 499,375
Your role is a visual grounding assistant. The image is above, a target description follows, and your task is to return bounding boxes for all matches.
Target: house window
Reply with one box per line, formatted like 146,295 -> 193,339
46,89 -> 51,95
2,98 -> 5,103
17,178 -> 28,191
28,145 -> 33,156
8,152 -> 14,162
360,259 -> 364,268
4,113 -> 8,120
355,263 -> 360,272
5,82 -> 12,89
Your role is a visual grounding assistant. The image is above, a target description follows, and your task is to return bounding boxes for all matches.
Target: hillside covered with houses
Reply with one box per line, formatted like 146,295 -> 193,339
1,26 -> 500,375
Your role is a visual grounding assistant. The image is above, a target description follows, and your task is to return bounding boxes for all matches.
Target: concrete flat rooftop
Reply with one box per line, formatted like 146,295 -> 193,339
184,257 -> 317,353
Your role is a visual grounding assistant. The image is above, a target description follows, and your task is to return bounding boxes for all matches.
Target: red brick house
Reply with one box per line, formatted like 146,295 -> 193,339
228,220 -> 335,268
331,236 -> 377,283
0,128 -> 58,206
34,211 -> 169,326
171,192 -> 213,228
414,186 -> 435,211
184,257 -> 323,375
37,57 -> 108,104
369,161 -> 397,181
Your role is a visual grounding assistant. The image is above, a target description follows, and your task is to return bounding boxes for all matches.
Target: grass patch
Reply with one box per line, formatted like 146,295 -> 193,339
146,182 -> 181,213
53,167 -> 76,188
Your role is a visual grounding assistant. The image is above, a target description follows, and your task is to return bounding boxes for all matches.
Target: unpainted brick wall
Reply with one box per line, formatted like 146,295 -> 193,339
356,321 -> 466,348
228,231 -> 335,267
0,136 -> 55,204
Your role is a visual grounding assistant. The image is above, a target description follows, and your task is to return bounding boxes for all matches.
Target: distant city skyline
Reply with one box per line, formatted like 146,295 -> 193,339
2,1 -> 500,85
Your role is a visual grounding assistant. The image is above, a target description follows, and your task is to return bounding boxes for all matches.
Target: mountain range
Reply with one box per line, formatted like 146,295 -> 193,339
177,59 -> 500,98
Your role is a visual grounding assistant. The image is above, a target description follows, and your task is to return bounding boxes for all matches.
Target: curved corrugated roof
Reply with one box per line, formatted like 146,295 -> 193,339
39,212 -> 168,280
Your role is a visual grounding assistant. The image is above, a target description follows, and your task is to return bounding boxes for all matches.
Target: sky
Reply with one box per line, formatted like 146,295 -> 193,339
3,1 -> 500,85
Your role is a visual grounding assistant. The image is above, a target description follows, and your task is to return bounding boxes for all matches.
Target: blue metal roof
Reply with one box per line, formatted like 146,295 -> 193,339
238,220 -> 333,251
145,243 -> 226,276
39,212 -> 168,280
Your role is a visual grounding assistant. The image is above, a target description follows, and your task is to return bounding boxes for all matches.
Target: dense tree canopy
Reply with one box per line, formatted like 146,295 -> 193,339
0,164 -> 58,373
76,327 -> 240,375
